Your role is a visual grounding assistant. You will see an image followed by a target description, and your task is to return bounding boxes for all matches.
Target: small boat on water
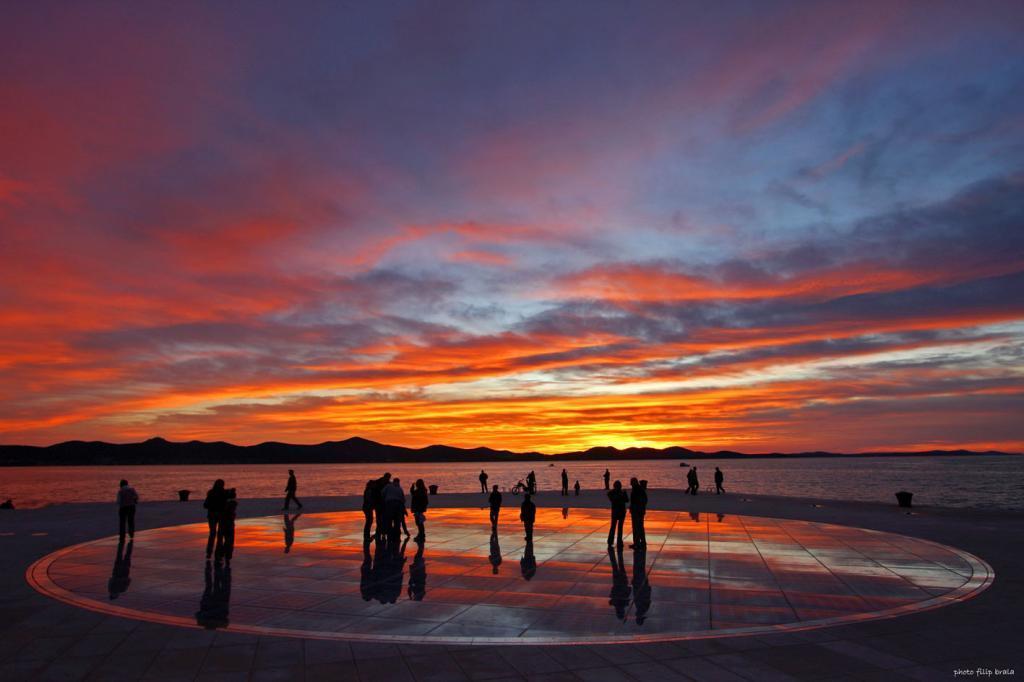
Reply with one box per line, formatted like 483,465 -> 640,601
678,462 -> 688,467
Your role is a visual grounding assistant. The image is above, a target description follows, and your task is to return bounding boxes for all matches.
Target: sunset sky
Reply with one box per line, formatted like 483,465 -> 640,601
2,2 -> 1023,453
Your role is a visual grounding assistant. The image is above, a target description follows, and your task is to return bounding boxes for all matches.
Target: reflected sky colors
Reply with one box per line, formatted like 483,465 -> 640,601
28,509 -> 992,643
2,2 -> 1023,451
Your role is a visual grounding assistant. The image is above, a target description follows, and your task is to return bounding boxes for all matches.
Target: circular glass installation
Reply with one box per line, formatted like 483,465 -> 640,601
27,508 -> 992,644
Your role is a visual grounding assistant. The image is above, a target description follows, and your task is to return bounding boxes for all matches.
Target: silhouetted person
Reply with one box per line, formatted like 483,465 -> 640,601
691,467 -> 700,495
359,540 -> 374,601
520,538 -> 537,580
203,479 -> 228,559
527,470 -> 537,495
608,545 -> 630,620
408,539 -> 426,601
108,539 -> 133,599
401,483 -> 413,538
607,480 -> 628,547
283,469 -> 302,510
116,479 -> 138,541
717,512 -> 726,523
603,468 -> 610,490
361,479 -> 375,540
488,485 -> 502,528
283,512 -> 301,553
629,477 -> 647,549
411,478 -> 429,542
714,467 -> 724,494
561,468 -> 569,496
215,489 -> 237,566
479,469 -> 488,493
520,493 -> 536,541
377,537 -> 408,604
574,480 -> 580,496
562,506 -> 569,519
489,530 -> 502,574
196,560 -> 231,629
689,511 -> 700,523
383,478 -> 406,539
632,546 -> 651,625
372,473 -> 392,539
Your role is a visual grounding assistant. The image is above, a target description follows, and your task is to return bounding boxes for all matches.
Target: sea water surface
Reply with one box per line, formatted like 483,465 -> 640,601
2,456 -> 1022,510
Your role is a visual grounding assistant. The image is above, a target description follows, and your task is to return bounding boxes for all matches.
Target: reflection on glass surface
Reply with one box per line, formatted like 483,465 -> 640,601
361,536 -> 408,604
489,530 -> 502,574
108,539 -> 132,600
520,538 -> 536,580
632,546 -> 651,625
608,545 -> 630,621
408,540 -> 426,601
196,560 -> 231,629
283,512 -> 301,553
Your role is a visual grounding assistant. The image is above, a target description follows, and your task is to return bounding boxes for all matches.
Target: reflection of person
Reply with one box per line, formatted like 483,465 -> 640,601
283,469 -> 302,510
203,479 -> 227,559
631,546 -> 651,625
488,485 -> 502,527
479,470 -> 489,493
283,512 -> 301,553
196,560 -> 232,629
607,481 -> 629,547
408,539 -> 426,601
488,530 -> 502,574
520,539 -> 537,580
562,506 -> 569,519
116,479 -> 138,541
215,490 -> 237,566
108,539 -> 133,599
608,545 -> 630,621
715,467 -> 725,494
520,493 -> 536,541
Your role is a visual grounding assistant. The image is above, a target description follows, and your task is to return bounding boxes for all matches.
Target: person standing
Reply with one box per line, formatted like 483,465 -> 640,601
203,479 -> 228,559
372,473 -> 392,539
383,478 -> 406,539
520,493 -> 536,541
561,468 -> 569,496
283,469 -> 302,510
527,470 -> 537,495
607,480 -> 628,547
488,485 -> 503,528
686,467 -> 696,495
116,479 -> 139,541
479,470 -> 489,494
361,480 -> 375,541
691,467 -> 700,496
629,477 -> 647,549
410,479 -> 429,543
603,468 -> 610,491
714,467 -> 725,494
574,480 -> 581,496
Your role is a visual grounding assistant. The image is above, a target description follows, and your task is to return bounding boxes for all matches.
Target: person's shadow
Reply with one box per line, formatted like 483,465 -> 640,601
489,530 -> 502,574
283,512 -> 302,553
196,560 -> 232,629
631,546 -> 651,625
608,545 -> 630,621
520,538 -> 536,580
108,539 -> 133,600
408,540 -> 426,601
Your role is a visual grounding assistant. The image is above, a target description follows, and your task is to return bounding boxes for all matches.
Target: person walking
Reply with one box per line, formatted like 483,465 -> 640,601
607,480 -> 629,547
629,477 -> 647,549
691,467 -> 700,496
603,468 -> 610,491
203,479 -> 228,559
488,484 -> 502,528
686,467 -> 696,495
479,470 -> 489,494
410,479 -> 429,542
561,468 -> 569,496
715,467 -> 725,494
520,493 -> 536,541
283,469 -> 302,510
116,479 -> 139,542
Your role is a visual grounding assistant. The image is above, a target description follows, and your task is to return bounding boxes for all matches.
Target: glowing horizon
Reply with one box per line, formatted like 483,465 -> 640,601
2,3 -> 1023,453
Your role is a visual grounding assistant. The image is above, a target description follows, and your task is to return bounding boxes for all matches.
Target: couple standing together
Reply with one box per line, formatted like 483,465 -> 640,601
607,477 -> 647,548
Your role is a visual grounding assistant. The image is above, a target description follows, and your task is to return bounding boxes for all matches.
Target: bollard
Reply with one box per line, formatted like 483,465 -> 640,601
178,489 -> 191,502
428,484 -> 439,496
895,491 -> 913,508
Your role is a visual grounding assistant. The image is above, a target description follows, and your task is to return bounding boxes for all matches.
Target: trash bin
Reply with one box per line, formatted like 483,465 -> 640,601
428,485 -> 439,496
178,489 -> 191,502
895,491 -> 913,508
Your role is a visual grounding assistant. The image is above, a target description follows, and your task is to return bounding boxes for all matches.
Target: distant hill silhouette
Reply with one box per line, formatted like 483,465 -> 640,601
0,436 -> 1015,466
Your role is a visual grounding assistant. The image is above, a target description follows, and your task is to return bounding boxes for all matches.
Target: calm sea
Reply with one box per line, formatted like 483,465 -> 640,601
2,456 -> 1022,511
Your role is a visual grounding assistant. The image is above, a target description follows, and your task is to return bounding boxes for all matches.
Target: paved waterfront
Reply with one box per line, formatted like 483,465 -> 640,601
1,489 -> 1020,680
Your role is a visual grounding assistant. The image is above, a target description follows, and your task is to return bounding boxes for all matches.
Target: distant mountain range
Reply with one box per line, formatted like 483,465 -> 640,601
0,436 -> 1015,466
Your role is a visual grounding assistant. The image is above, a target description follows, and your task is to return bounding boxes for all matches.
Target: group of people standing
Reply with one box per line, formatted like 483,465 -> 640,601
361,473 -> 430,544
